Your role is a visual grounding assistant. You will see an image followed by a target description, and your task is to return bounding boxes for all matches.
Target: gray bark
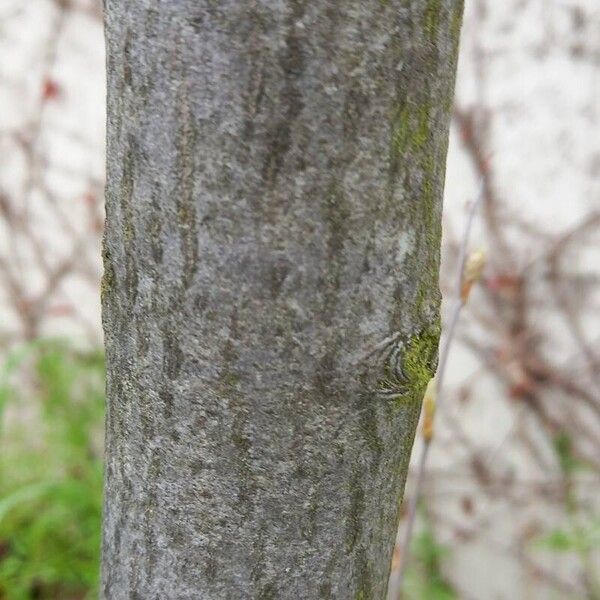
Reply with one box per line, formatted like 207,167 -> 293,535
101,1 -> 463,598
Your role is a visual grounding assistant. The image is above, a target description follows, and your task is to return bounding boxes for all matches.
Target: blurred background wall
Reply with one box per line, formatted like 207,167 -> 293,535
0,1 -> 598,598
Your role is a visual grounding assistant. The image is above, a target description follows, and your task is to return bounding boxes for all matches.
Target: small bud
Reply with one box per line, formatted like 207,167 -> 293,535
461,248 -> 486,302
422,378 -> 437,442
41,78 -> 60,101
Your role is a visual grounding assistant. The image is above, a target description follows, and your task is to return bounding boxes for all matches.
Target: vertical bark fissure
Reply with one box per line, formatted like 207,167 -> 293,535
101,1 -> 463,598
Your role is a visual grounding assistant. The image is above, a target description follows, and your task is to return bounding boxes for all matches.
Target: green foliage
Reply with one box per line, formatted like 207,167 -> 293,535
0,341 -> 104,599
404,514 -> 457,600
536,522 -> 600,554
552,431 -> 587,476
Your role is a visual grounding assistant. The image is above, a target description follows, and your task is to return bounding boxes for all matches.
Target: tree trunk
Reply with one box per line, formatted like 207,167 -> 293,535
101,1 -> 463,598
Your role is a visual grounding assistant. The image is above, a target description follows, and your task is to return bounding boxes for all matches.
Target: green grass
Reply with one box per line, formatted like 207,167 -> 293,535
404,513 -> 458,600
0,341 -> 104,600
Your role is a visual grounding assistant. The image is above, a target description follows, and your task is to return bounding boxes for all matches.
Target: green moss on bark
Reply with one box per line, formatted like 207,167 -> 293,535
377,321 -> 440,405
100,251 -> 115,302
401,321 -> 440,402
390,101 -> 431,165
423,0 -> 442,40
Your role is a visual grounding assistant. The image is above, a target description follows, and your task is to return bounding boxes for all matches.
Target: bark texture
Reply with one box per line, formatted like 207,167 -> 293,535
101,1 -> 463,598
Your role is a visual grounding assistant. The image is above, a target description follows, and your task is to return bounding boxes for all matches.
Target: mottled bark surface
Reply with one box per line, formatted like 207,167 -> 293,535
101,1 -> 463,598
